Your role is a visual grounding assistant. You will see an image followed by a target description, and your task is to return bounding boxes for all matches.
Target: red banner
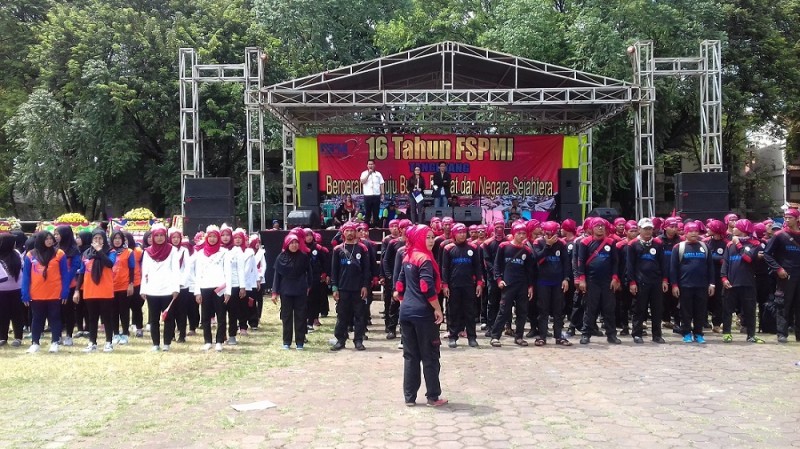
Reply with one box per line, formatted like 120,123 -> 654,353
317,134 -> 564,200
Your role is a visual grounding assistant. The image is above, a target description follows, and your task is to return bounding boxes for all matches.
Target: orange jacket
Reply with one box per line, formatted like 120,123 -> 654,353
132,247 -> 143,286
21,249 -> 69,302
81,258 -> 114,300
111,248 -> 135,292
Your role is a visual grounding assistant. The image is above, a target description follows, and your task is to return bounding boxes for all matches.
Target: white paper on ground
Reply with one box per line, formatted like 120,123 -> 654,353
231,400 -> 277,411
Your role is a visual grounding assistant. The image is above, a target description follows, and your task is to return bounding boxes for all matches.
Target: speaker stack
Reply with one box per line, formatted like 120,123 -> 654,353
184,178 -> 235,233
675,172 -> 729,221
557,168 -> 582,221
453,206 -> 482,225
424,206 -> 452,222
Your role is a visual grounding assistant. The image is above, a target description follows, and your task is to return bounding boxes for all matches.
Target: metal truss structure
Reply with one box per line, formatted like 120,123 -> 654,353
630,40 -> 722,219
179,47 -> 265,231
263,41 -> 634,224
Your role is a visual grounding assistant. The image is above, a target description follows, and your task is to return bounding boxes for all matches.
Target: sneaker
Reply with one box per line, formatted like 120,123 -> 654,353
484,330 -> 492,338
0,340 -> 6,346
314,319 -> 321,327
151,345 -> 160,352
162,344 -> 170,352
695,335 -> 706,344
662,321 -> 674,329
712,326 -> 722,333
226,336 -> 237,345
187,330 -> 197,336
306,325 -> 315,332
103,342 -> 114,352
135,329 -> 144,338
27,344 -> 40,353
579,336 -> 590,345
652,336 -> 666,344
11,339 -> 21,347
448,339 -> 457,349
607,336 -> 622,344
215,343 -> 223,352
426,397 -> 448,407
480,323 -> 487,330
62,336 -> 74,347
468,338 -> 479,348
119,335 -> 129,345
633,336 -> 644,344
112,335 -> 120,344
777,335 -> 788,343
397,341 -> 403,350
48,342 -> 59,353
722,334 -> 733,343
620,328 -> 630,336
145,324 -> 152,332
201,343 -> 212,351
240,329 -> 248,336
386,332 -> 396,340
282,344 -> 291,350
83,343 -> 98,353
176,337 -> 186,343
490,338 -> 501,347
354,342 -> 366,351
296,345 -> 304,351
683,334 -> 694,343
747,336 -> 765,344
565,328 -> 576,337
503,326 -> 513,337
524,330 -> 536,338
330,341 -> 345,351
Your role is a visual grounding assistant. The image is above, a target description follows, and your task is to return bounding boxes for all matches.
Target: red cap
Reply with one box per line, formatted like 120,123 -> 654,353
561,219 -> 577,233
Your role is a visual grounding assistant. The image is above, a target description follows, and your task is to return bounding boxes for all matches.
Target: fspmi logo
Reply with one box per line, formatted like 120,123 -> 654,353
320,143 -> 348,157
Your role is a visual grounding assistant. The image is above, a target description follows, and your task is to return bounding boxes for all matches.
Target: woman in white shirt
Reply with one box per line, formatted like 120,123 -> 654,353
192,225 -> 228,352
140,224 -> 180,351
223,228 -> 248,344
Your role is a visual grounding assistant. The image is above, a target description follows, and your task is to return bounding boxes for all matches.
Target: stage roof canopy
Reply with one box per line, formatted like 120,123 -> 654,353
262,41 -> 637,134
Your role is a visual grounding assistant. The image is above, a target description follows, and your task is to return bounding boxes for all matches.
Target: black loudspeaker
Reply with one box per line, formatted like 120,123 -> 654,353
287,207 -> 320,228
559,169 -> 580,204
559,204 -> 583,221
184,178 -> 235,232
183,216 -> 235,234
299,171 -> 320,207
588,207 -> 619,220
259,230 -> 289,290
677,191 -> 730,212
677,210 -> 730,222
453,206 -> 482,225
424,207 -> 452,221
675,172 -> 728,192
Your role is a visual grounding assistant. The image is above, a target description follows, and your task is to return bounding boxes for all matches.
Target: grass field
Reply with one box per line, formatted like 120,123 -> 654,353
0,300 -> 332,448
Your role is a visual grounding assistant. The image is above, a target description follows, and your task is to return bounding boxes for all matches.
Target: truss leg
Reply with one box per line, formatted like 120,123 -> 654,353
633,41 -> 656,220
282,126 -> 296,228
245,47 -> 265,232
578,129 -> 593,220
700,40 -> 723,172
179,48 -> 200,216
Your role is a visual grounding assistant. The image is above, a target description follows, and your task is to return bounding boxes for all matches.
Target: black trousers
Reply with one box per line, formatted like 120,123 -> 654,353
775,277 -> 800,339
632,283 -> 663,338
582,280 -> 616,338
754,274 -> 772,331
201,288 -> 227,344
130,285 -> 144,330
537,284 -> 565,340
408,194 -> 424,224
364,195 -> 381,227
386,288 -> 401,333
61,287 -> 76,337
615,288 -> 632,330
147,295 -> 176,346
0,289 -> 25,341
279,294 -> 307,346
679,287 -> 708,336
722,286 -> 756,338
491,283 -> 528,339
237,289 -> 254,330
446,285 -> 477,340
248,284 -> 264,328
663,288 -> 680,325
401,319 -> 442,403
486,282 -> 502,330
306,282 -> 326,326
227,287 -> 241,337
334,290 -> 366,343
174,287 -> 194,338
709,275 -> 724,327
570,289 -> 585,331
85,299 -> 113,345
112,290 -> 131,336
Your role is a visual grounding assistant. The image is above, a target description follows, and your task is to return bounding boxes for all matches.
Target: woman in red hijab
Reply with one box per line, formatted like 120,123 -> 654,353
394,225 -> 447,407
141,224 -> 180,351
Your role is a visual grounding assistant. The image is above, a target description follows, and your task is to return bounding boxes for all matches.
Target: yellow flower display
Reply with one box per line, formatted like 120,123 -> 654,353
123,207 -> 156,221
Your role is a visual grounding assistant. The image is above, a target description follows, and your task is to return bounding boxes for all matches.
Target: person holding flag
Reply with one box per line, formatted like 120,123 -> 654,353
140,224 -> 180,351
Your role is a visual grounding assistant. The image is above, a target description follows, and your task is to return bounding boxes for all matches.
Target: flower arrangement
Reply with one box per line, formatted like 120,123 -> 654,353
123,207 -> 156,221
0,217 -> 21,232
55,213 -> 89,225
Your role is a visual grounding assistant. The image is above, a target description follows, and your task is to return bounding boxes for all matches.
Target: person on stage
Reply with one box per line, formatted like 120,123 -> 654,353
359,160 -> 385,227
431,162 -> 451,208
407,165 -> 426,224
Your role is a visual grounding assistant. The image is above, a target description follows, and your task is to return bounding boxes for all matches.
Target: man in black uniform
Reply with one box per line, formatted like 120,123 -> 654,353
489,222 -> 534,347
441,223 -> 484,348
481,219 -> 506,336
380,219 -> 401,318
330,222 -> 371,351
626,218 -> 668,344
382,219 -> 412,339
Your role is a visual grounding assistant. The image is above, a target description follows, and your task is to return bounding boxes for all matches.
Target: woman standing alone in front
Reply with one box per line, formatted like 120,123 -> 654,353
272,234 -> 312,350
394,225 -> 447,407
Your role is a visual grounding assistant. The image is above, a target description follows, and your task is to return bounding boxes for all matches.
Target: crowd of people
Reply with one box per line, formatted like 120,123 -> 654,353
0,224 -> 267,353
3,204 -> 800,406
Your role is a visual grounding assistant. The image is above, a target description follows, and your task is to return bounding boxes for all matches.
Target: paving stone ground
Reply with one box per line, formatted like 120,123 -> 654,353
50,307 -> 800,448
